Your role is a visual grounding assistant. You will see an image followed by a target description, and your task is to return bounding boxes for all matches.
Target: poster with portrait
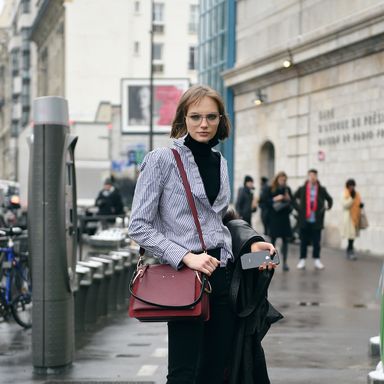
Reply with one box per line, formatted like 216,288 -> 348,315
121,78 -> 190,133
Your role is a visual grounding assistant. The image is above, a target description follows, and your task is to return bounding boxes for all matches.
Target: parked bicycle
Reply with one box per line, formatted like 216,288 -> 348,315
0,227 -> 32,329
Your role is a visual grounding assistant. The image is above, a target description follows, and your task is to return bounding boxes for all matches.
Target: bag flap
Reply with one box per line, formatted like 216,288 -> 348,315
132,265 -> 198,307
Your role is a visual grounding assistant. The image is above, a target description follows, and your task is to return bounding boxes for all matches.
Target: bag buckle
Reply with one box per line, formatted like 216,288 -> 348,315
195,271 -> 212,294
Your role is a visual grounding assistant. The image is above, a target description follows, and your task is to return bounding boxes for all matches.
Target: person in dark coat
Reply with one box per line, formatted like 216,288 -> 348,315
292,169 -> 333,270
236,175 -> 256,225
266,171 -> 293,271
258,177 -> 270,236
223,210 -> 283,384
95,178 -> 124,216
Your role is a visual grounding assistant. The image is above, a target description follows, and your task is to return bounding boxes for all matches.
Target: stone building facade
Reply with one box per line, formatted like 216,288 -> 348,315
223,0 -> 384,254
0,0 -> 34,182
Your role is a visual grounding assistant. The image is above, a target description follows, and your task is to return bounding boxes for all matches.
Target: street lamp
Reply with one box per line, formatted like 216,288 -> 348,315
253,89 -> 267,106
282,49 -> 293,68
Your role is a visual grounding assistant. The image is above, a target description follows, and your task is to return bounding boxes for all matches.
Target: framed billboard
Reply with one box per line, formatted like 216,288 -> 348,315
121,78 -> 190,133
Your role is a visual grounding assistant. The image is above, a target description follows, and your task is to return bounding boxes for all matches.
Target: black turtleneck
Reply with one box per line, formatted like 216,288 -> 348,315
184,135 -> 221,206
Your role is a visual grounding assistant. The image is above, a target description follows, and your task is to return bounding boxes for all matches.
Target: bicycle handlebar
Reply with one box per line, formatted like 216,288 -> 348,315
0,227 -> 23,237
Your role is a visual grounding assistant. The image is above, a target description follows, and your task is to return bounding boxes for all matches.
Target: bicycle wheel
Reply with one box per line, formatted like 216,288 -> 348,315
0,289 -> 10,321
12,259 -> 32,299
11,293 -> 32,328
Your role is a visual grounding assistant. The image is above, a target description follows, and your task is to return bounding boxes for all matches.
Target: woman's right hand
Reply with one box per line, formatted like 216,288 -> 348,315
273,194 -> 284,202
182,252 -> 220,276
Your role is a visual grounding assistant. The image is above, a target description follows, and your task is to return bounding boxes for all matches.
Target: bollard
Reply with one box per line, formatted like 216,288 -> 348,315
28,96 -> 76,372
370,336 -> 381,358
107,253 -> 125,309
78,259 -> 104,325
74,265 -> 92,332
92,253 -> 124,312
368,264 -> 384,383
110,250 -> 132,306
89,256 -> 113,317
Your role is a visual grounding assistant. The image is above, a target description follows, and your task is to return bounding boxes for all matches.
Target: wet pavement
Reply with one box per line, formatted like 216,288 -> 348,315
0,244 -> 381,383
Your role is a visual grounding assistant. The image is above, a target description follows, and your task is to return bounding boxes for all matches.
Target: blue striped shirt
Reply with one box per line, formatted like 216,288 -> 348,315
128,137 -> 233,270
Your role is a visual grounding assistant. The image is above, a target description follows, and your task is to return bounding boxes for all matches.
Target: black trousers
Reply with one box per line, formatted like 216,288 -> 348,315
300,223 -> 322,259
167,252 -> 235,384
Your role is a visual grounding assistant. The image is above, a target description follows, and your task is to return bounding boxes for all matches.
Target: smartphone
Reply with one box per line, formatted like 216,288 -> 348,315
240,250 -> 280,270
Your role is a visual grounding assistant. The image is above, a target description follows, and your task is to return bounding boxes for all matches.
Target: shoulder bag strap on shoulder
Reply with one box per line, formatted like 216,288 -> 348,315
171,148 -> 207,252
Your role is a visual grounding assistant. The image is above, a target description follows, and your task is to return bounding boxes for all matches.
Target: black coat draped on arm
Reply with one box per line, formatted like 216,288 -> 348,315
225,219 -> 283,384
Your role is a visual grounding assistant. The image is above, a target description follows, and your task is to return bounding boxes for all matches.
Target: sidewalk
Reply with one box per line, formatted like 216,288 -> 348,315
0,245 -> 381,383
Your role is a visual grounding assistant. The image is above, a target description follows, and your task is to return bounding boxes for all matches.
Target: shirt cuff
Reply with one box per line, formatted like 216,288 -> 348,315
159,242 -> 189,270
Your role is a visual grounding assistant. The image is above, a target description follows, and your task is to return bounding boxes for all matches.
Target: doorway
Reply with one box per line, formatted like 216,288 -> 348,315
260,141 -> 275,181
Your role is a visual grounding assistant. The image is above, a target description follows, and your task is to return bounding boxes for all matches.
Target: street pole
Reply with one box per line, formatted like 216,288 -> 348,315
149,0 -> 154,152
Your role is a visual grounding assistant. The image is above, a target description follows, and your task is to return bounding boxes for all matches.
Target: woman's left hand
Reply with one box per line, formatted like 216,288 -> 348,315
250,241 -> 278,271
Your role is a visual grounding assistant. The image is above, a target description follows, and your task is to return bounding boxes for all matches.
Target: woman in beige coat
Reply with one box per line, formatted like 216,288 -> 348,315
341,179 -> 362,260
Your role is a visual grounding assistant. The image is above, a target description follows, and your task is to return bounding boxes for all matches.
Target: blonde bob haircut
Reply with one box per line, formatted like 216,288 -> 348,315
170,84 -> 231,140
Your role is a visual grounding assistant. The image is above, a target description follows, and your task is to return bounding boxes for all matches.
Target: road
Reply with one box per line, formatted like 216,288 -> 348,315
0,244 -> 381,383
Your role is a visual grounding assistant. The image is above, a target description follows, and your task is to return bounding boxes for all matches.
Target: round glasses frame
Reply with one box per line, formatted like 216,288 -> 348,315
185,113 -> 222,126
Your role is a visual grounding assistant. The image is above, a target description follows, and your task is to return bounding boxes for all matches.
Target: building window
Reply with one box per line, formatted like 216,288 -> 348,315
11,49 -> 20,76
189,4 -> 199,33
153,63 -> 164,73
153,24 -> 164,33
20,27 -> 30,41
188,46 -> 197,70
21,108 -> 30,126
11,120 -> 19,138
134,41 -> 140,55
134,1 -> 140,13
22,79 -> 30,98
22,50 -> 30,70
20,0 -> 30,14
153,2 -> 165,33
39,48 -> 48,96
153,3 -> 164,23
153,43 -> 163,61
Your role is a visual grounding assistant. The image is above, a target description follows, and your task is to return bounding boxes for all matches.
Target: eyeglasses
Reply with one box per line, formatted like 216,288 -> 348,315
186,113 -> 222,126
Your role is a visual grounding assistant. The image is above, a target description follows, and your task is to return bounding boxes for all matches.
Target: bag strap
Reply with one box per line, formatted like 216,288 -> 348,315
171,148 -> 207,252
138,148 -> 207,256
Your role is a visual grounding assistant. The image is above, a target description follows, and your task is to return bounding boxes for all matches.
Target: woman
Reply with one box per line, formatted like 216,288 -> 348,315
128,85 -> 276,384
266,171 -> 293,271
341,178 -> 362,260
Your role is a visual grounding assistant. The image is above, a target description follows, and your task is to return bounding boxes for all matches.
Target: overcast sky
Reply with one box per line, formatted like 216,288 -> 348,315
0,0 -> 4,14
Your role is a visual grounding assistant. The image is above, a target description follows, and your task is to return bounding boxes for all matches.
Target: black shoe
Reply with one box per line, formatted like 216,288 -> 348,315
283,264 -> 290,272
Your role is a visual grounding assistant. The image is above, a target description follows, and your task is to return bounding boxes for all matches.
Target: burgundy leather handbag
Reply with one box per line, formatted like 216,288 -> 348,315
128,149 -> 211,322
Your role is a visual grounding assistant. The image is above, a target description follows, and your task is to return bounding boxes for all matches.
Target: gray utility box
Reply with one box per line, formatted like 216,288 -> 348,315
28,96 -> 77,371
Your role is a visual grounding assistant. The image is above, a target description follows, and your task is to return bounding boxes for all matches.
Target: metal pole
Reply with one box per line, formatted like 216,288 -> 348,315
149,0 -> 154,152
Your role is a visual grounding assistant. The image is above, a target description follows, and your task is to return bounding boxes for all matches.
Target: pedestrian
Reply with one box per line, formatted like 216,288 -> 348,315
266,171 -> 293,271
95,177 -> 124,216
128,84 -> 276,384
292,169 -> 333,270
341,178 -> 363,260
235,175 -> 257,225
258,176 -> 270,236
